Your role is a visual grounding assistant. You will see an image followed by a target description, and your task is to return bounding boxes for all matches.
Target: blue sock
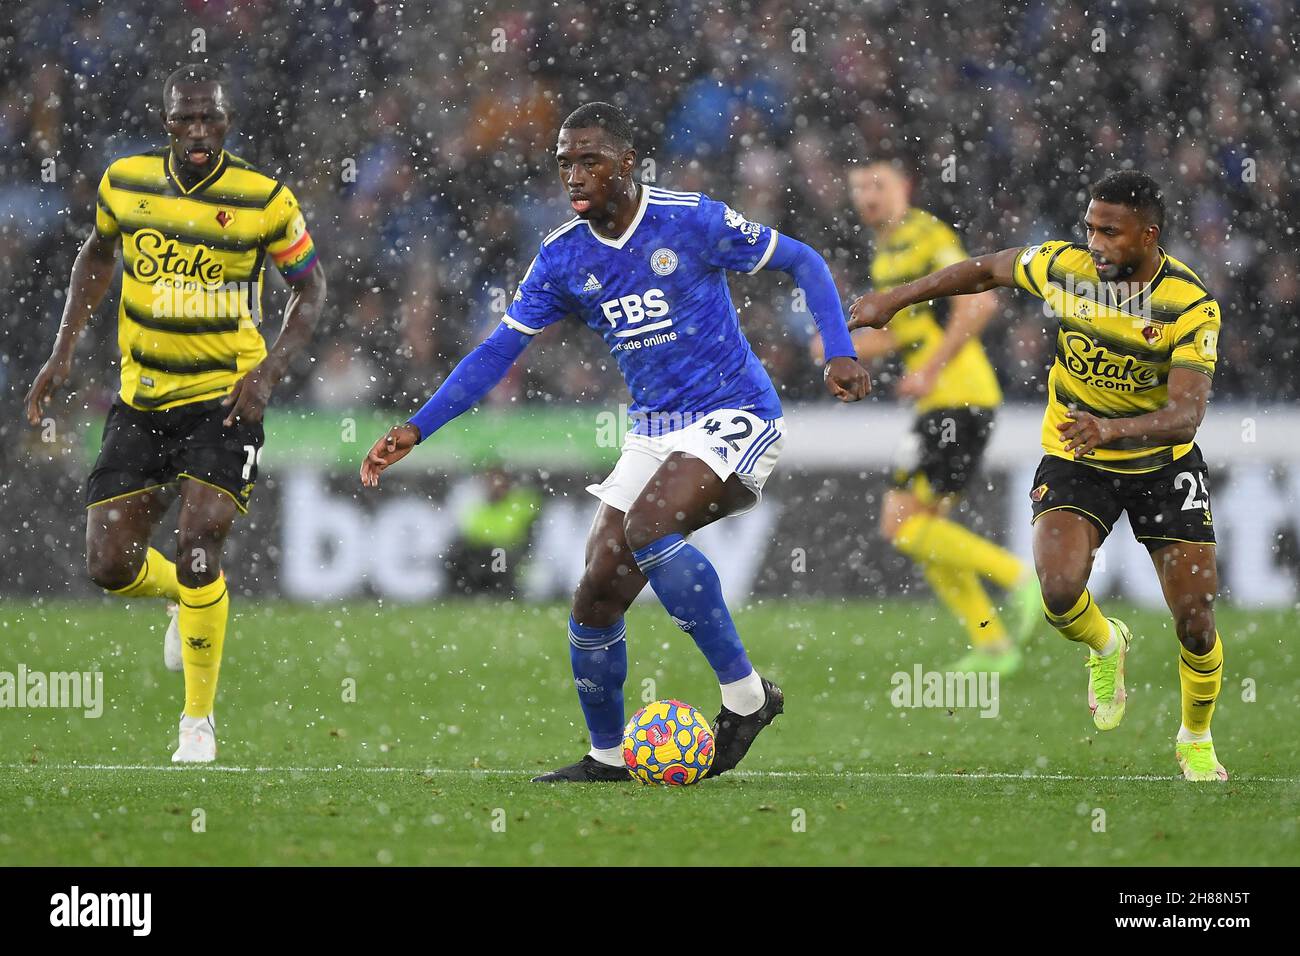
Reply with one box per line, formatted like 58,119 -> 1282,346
632,533 -> 754,684
568,616 -> 628,751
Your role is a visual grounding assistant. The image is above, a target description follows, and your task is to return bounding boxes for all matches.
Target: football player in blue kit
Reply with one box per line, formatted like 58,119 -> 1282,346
361,102 -> 870,782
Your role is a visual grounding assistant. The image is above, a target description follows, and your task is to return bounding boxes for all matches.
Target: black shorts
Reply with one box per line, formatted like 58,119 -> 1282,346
85,398 -> 265,513
892,407 -> 995,499
1029,445 -> 1216,552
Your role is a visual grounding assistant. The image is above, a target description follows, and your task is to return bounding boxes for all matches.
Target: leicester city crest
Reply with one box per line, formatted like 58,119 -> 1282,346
650,247 -> 678,276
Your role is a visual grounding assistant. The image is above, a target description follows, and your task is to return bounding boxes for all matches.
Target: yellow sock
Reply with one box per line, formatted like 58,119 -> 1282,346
895,514 -> 1025,589
108,547 -> 180,601
179,574 -> 229,718
921,561 -> 1008,648
1179,633 -> 1223,735
1044,588 -> 1112,653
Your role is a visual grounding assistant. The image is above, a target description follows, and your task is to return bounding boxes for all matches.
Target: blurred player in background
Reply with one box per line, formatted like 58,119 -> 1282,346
849,171 -> 1227,781
815,160 -> 1037,674
362,102 -> 871,782
23,63 -> 327,763
444,465 -> 541,596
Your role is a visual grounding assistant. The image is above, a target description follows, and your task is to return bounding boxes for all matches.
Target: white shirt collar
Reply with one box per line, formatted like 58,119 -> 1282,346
586,183 -> 648,250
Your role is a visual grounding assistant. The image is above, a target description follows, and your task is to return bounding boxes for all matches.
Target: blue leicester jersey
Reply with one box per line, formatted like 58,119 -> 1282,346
503,185 -> 783,434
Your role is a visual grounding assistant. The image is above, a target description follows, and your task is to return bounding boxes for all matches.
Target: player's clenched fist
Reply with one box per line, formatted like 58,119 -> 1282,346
360,422 -> 421,486
848,290 -> 897,330
1058,408 -> 1112,458
823,355 -> 872,402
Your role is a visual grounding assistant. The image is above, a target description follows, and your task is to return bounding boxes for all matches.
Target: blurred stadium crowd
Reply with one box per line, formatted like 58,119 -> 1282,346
1,0 -> 1296,440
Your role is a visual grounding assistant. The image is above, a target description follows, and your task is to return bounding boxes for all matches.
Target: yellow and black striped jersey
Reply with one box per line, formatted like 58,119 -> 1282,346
871,208 -> 1002,414
1013,240 -> 1221,473
94,148 -> 319,411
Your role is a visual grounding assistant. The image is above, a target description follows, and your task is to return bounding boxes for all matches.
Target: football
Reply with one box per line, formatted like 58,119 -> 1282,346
622,699 -> 715,785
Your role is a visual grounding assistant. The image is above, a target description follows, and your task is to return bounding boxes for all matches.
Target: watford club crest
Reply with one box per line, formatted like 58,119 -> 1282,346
215,209 -> 234,229
1031,483 -> 1049,503
1141,324 -> 1161,345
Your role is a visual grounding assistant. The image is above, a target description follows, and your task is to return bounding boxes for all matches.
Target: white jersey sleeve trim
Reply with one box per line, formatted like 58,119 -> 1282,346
502,314 -> 544,335
747,228 -> 780,275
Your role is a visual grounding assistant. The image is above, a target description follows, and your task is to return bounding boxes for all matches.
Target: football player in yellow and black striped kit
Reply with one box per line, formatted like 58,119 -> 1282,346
24,63 -> 327,763
849,171 -> 1227,782
815,161 -> 1037,675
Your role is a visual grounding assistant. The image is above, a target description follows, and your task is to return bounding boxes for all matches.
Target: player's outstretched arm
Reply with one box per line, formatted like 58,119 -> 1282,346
762,233 -> 871,402
849,246 -> 1021,330
360,321 -> 533,487
223,264 -> 328,426
24,230 -> 118,425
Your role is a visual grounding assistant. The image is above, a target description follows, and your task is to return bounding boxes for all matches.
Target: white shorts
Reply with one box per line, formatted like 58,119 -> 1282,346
586,410 -> 786,517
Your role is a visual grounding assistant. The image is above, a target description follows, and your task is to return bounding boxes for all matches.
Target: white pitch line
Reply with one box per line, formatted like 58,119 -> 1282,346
5,764 -> 1298,784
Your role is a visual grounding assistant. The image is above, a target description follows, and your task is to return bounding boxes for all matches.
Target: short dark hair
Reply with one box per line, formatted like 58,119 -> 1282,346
162,63 -> 228,106
848,155 -> 914,180
560,102 -> 634,149
1090,170 -> 1165,231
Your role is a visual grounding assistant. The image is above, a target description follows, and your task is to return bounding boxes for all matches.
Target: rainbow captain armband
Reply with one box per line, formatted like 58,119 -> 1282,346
269,212 -> 319,281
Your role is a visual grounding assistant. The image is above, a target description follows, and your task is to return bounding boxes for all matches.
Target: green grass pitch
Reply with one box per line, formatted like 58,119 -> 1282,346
2,598 -> 1297,866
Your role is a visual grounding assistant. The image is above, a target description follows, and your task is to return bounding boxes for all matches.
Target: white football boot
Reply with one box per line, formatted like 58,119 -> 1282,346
163,602 -> 183,672
172,712 -> 217,763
